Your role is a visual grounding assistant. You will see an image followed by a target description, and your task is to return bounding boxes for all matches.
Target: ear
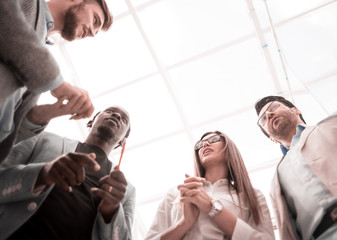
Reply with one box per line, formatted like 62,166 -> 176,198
86,120 -> 93,128
118,138 -> 126,147
291,107 -> 301,115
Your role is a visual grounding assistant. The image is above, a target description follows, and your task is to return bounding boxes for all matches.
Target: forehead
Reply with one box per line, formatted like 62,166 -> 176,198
201,133 -> 217,140
103,106 -> 129,116
259,101 -> 284,116
83,2 -> 104,24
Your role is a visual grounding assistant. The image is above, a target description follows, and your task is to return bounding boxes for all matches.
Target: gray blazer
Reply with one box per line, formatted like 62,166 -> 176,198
0,132 -> 136,240
0,0 -> 62,162
270,113 -> 337,240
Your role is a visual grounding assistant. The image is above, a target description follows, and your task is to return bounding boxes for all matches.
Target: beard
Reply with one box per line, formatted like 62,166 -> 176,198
95,125 -> 115,142
61,3 -> 85,41
268,116 -> 297,142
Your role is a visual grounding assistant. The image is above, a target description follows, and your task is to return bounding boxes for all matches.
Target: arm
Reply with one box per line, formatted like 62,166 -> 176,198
0,0 -> 62,98
145,187 -> 199,240
94,182 -> 136,240
180,177 -> 275,239
0,134 -> 48,203
18,88 -> 95,143
0,2 -> 94,118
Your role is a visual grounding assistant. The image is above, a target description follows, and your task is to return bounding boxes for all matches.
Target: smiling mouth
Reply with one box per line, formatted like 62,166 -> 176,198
203,149 -> 212,156
105,118 -> 119,127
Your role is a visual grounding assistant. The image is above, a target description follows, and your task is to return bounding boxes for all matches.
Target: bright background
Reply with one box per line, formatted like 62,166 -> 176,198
41,0 -> 337,239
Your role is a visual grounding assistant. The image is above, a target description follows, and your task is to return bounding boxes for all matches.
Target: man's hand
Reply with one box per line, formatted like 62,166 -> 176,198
91,167 -> 127,223
36,152 -> 100,192
50,82 -> 94,120
26,96 -> 86,125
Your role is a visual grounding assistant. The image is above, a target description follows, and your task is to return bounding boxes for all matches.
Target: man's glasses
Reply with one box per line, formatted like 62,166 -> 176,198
194,135 -> 222,150
257,101 -> 281,126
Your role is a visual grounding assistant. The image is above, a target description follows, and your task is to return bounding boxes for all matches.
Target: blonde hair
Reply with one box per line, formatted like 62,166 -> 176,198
194,131 -> 262,225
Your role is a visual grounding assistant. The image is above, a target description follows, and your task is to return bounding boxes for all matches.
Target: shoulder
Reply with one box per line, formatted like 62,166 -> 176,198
317,112 -> 337,125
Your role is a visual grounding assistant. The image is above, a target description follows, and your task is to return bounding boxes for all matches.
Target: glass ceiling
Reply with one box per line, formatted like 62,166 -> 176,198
40,0 -> 337,239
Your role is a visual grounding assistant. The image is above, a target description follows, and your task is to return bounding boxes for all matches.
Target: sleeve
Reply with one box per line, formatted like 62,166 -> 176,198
0,0 -> 63,99
144,188 -> 179,240
95,182 -> 136,240
231,189 -> 275,240
17,115 -> 48,143
0,134 -> 49,203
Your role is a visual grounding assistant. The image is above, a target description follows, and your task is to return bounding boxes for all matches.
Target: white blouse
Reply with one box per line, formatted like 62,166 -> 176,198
145,179 -> 275,240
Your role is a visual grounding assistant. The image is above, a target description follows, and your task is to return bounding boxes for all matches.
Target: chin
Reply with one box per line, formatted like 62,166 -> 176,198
96,126 -> 114,141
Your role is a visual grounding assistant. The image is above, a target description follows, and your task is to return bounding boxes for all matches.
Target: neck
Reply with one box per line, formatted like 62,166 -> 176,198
204,165 -> 228,184
84,136 -> 116,156
280,120 -> 304,148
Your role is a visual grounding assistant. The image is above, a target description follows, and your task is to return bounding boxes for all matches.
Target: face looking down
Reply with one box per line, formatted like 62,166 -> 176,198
62,1 -> 105,41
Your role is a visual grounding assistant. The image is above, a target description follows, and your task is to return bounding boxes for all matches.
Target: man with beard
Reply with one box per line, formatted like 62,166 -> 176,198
0,0 -> 113,163
255,95 -> 337,240
0,105 -> 136,240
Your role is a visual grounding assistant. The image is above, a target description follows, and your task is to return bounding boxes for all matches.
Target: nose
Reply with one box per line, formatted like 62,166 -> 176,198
202,140 -> 210,148
111,112 -> 121,120
88,28 -> 95,37
265,110 -> 275,120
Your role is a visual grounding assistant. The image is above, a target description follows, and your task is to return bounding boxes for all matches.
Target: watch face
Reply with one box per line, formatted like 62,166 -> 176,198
213,200 -> 222,211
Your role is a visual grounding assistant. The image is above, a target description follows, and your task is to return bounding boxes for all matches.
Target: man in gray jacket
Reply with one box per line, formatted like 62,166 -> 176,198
0,105 -> 136,239
255,95 -> 337,240
0,0 -> 113,163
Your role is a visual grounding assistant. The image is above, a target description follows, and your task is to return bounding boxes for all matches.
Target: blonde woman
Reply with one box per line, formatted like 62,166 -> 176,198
145,131 -> 275,240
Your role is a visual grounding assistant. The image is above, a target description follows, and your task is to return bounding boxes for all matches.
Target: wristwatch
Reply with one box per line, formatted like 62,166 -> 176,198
208,199 -> 223,218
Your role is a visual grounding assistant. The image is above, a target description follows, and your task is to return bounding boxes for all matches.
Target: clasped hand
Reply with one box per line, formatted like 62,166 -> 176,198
176,174 -> 212,227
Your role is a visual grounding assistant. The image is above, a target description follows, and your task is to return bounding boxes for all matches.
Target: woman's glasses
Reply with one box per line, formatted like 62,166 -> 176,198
194,135 -> 222,150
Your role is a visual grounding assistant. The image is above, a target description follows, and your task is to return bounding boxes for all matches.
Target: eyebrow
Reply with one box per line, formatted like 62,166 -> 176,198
105,109 -> 129,122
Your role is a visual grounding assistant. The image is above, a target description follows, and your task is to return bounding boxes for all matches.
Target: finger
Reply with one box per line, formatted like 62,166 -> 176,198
183,176 -> 205,184
50,168 -> 73,192
98,177 -> 127,193
178,182 -> 203,190
178,186 -> 189,197
90,187 -> 124,203
53,160 -> 79,186
180,196 -> 193,204
67,94 -> 88,114
69,152 -> 100,171
70,102 -> 94,120
184,189 -> 199,197
54,96 -> 68,106
63,95 -> 83,114
100,183 -> 114,193
109,169 -> 127,183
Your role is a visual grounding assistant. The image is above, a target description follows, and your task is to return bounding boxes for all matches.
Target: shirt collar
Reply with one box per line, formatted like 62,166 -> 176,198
280,124 -> 306,155
203,179 -> 229,187
43,1 -> 55,44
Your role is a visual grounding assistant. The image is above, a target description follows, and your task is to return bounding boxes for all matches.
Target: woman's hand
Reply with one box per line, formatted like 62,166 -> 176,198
178,174 -> 212,213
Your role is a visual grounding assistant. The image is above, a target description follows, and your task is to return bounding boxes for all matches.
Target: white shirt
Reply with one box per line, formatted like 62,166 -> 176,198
145,179 -> 275,240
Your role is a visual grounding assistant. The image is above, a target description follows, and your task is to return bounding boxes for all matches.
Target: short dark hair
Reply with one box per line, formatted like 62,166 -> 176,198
254,95 -> 306,138
86,0 -> 113,31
